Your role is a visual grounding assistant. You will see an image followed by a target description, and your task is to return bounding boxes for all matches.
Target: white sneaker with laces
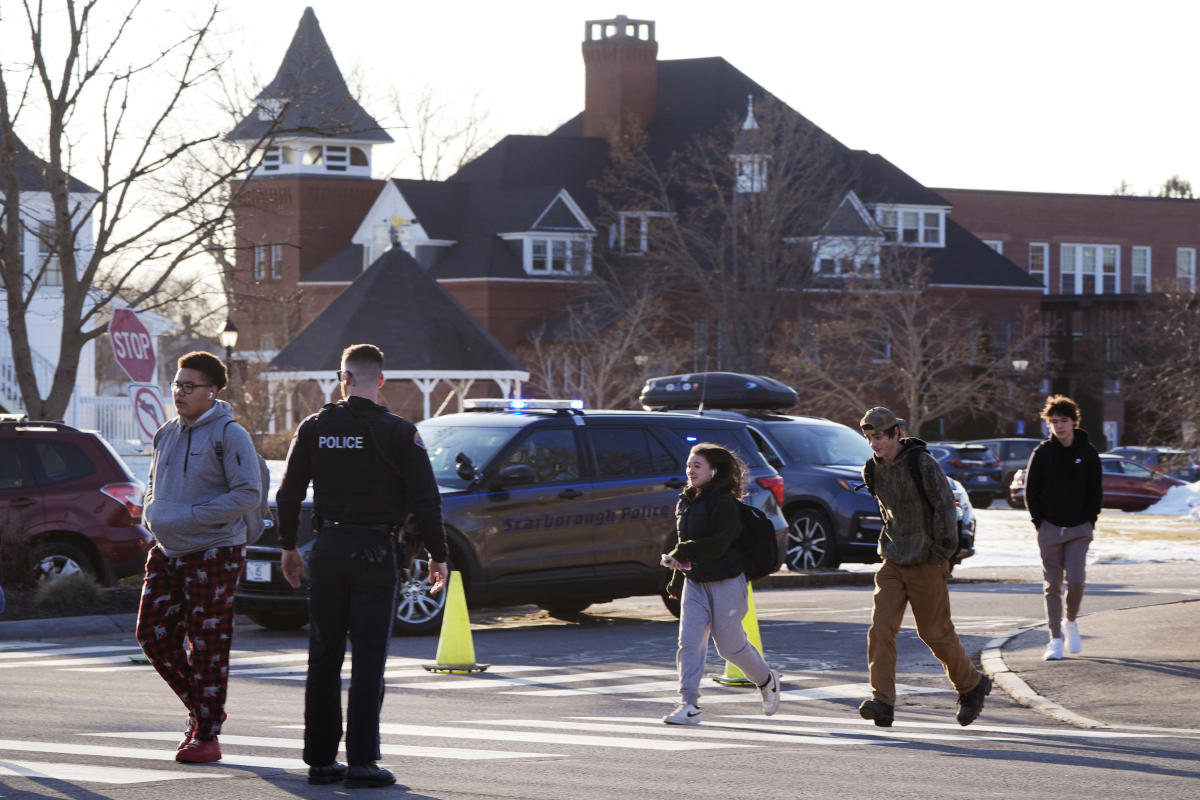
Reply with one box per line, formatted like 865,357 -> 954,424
759,669 -> 781,716
1064,620 -> 1081,653
1043,637 -> 1064,661
663,702 -> 702,725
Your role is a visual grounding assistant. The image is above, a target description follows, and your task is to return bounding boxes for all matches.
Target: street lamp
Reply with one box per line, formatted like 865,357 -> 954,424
1010,358 -> 1029,435
218,318 -> 239,363
1011,358 -> 1029,372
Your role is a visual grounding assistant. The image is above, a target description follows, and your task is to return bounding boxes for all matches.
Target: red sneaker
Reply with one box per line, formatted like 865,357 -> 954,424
176,737 -> 221,763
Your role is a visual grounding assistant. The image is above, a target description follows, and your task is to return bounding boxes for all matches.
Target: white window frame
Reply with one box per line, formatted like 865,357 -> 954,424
36,220 -> 63,287
253,244 -> 266,281
811,237 -> 881,277
873,205 -> 945,247
983,240 -> 1003,254
270,243 -> 284,280
518,235 -> 593,276
733,154 -> 769,194
616,211 -> 670,255
1176,247 -> 1196,291
1058,244 -> 1121,295
1131,246 -> 1151,292
1029,242 -> 1049,292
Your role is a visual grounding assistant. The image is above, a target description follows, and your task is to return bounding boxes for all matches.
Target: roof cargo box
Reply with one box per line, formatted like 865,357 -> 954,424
640,372 -> 798,411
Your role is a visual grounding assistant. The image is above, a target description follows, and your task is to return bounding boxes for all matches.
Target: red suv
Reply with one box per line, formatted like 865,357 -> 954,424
0,417 -> 152,585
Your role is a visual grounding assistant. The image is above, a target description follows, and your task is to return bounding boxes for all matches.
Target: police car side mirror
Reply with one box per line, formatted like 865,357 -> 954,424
496,464 -> 536,486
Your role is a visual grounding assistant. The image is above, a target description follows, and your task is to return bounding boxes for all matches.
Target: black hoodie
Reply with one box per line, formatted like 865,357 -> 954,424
1025,428 -> 1103,528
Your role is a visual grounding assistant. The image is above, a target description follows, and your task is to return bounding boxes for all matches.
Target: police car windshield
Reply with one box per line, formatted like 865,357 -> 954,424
415,422 -> 514,486
768,422 -> 872,466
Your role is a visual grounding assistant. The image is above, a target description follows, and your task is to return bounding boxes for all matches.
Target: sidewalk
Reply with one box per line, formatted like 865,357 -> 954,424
983,598 -> 1200,731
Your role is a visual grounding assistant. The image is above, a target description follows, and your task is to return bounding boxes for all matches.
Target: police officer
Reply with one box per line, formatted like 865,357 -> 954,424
278,343 -> 448,789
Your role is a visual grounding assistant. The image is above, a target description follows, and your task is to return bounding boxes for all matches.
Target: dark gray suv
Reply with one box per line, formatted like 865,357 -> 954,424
236,401 -> 787,635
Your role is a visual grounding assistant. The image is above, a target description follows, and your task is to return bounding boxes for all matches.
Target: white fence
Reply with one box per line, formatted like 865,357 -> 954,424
74,395 -> 147,453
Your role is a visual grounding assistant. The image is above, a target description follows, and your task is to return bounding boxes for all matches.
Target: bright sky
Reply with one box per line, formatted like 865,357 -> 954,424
216,0 -> 1198,196
3,0 -> 1195,196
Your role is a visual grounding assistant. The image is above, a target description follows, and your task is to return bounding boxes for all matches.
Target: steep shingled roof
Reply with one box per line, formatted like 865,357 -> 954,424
271,246 -> 523,372
1,130 -> 97,194
227,7 -> 391,143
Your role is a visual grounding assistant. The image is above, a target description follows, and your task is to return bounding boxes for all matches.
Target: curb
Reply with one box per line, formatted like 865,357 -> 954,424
0,612 -> 140,640
980,629 -> 1109,730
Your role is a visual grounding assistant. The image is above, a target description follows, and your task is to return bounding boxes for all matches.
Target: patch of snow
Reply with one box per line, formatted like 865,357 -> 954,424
1137,481 -> 1200,516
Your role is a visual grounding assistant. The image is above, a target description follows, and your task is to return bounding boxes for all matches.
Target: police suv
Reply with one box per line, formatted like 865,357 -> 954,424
236,399 -> 788,635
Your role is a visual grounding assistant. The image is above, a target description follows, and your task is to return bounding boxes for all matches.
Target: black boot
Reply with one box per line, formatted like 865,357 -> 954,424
308,761 -> 347,785
956,674 -> 993,726
858,698 -> 894,727
344,763 -> 396,789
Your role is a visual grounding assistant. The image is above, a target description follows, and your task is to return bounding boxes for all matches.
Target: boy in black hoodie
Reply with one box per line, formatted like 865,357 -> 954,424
1024,395 -> 1103,661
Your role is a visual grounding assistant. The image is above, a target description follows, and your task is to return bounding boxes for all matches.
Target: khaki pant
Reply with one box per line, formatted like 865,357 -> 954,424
867,559 -> 981,706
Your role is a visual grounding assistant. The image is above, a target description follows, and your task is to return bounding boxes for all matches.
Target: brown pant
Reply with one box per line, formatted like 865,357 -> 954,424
867,559 -> 981,706
1037,521 -> 1092,638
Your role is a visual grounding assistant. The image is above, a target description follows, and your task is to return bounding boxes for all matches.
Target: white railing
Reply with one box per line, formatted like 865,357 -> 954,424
75,395 -> 146,453
0,327 -> 58,411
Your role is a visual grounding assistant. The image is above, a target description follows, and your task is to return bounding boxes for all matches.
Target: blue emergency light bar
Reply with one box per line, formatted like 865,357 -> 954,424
463,398 -> 584,411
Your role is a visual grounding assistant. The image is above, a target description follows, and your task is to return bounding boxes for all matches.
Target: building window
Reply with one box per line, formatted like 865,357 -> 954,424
812,238 -> 881,277
1029,243 -> 1048,290
1177,248 -> 1196,291
875,206 -> 943,247
1059,244 -> 1120,294
616,211 -> 670,255
1131,246 -> 1151,292
983,240 -> 1003,254
525,236 -> 592,275
261,333 -> 276,351
253,245 -> 266,281
734,155 -> 768,194
270,244 -> 283,279
37,221 -> 62,287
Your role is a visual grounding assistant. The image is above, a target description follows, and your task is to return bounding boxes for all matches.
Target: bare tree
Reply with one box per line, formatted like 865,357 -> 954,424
776,257 -> 1046,436
0,0 -> 272,419
595,98 -> 856,375
1121,292 -> 1200,445
377,82 -> 496,180
518,281 -> 686,410
1158,174 -> 1194,199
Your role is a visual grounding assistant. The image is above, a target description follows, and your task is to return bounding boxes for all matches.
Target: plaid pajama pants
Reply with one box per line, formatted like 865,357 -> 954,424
135,544 -> 245,740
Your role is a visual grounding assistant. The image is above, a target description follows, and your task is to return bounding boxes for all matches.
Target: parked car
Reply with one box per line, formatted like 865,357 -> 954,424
1009,454 -> 1186,512
0,416 -> 152,585
639,372 -> 976,571
926,443 -> 1004,508
236,400 -> 788,635
966,437 -> 1041,506
1105,446 -> 1199,483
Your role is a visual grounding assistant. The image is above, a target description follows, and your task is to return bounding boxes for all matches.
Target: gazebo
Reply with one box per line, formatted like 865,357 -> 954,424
265,246 -> 527,429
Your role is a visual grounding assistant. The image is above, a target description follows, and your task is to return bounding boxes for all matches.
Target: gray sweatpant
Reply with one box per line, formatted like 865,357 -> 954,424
1037,521 -> 1093,638
676,573 -> 769,706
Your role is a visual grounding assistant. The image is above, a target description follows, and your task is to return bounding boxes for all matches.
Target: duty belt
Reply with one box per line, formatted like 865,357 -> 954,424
320,521 -> 394,533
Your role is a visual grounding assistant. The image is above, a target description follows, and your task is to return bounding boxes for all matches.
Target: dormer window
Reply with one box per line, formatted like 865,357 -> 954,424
875,205 -> 945,246
527,236 -> 592,275
612,211 -> 670,255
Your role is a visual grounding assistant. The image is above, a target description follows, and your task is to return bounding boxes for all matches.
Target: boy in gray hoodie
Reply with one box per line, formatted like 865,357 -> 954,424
137,351 -> 261,764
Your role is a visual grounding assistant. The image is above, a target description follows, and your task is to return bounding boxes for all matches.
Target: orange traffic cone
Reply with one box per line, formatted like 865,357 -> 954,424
423,571 -> 488,674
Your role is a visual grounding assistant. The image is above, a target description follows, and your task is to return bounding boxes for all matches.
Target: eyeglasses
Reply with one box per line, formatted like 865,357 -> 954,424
171,381 -> 216,395
336,370 -> 353,383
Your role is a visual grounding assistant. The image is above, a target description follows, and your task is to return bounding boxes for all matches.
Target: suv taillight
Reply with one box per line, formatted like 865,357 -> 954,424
756,476 -> 785,507
101,481 -> 144,521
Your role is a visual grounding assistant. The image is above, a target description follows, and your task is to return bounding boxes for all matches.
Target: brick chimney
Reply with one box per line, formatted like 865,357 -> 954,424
582,15 -> 658,145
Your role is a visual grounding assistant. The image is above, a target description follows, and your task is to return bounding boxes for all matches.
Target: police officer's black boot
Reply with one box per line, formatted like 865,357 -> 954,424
308,761 -> 347,785
344,762 -> 396,789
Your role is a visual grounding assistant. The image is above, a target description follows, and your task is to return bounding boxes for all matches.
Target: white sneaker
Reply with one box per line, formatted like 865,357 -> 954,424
1064,620 -> 1082,653
663,702 -> 702,725
759,669 -> 781,716
1042,637 -> 1064,661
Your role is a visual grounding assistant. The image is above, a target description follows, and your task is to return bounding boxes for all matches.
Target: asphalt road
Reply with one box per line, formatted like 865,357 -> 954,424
0,562 -> 1196,800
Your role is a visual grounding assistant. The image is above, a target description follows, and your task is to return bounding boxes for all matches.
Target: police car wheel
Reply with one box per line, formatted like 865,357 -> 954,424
392,555 -> 449,636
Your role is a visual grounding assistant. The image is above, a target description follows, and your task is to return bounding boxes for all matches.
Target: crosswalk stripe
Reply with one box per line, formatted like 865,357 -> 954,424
0,760 -> 223,784
388,667 -> 678,691
738,713 -> 1178,739
467,718 -> 894,746
508,679 -> 684,697
0,653 -> 148,669
0,641 -> 61,653
0,645 -> 142,662
0,737 -> 301,769
336,722 -> 750,751
99,732 -> 562,761
577,716 -> 1023,743
627,682 -> 948,705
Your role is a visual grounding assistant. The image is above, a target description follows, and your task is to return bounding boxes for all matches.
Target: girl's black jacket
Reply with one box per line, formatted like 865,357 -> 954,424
665,488 -> 745,596
1024,428 -> 1103,528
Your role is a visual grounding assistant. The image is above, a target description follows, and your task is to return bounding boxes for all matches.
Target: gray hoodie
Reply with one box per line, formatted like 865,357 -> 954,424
144,400 -> 261,557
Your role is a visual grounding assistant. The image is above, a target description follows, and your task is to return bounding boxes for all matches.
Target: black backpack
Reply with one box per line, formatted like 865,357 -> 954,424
738,500 -> 780,581
862,447 -> 931,512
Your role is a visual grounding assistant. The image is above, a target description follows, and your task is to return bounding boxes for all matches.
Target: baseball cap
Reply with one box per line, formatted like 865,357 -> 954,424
860,406 -> 905,432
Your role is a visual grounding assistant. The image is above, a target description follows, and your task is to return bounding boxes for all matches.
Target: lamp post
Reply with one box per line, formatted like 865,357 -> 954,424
218,318 -> 239,363
1011,358 -> 1029,434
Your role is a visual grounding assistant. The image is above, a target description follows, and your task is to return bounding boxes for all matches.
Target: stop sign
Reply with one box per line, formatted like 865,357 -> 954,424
110,309 -> 157,383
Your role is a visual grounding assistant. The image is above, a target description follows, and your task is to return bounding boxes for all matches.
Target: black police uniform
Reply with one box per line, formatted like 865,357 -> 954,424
276,395 -> 446,770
